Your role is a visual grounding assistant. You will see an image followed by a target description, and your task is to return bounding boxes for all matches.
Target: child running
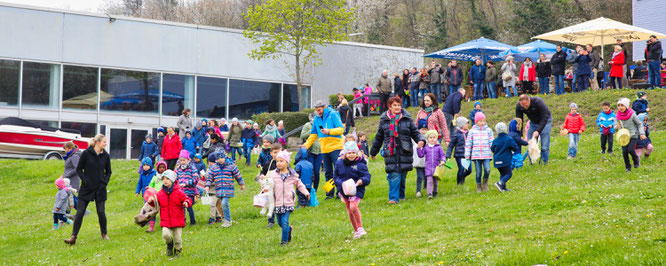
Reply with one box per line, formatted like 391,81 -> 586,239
635,113 -> 653,159
465,112 -> 494,192
334,141 -> 371,239
417,130 -> 447,199
508,118 -> 528,169
174,150 -> 199,225
616,98 -> 646,172
206,154 -> 222,224
155,170 -> 192,258
262,119 -> 282,140
205,148 -> 244,228
596,102 -> 616,154
269,150 -> 310,245
294,148 -> 314,208
447,117 -> 472,186
491,122 -> 519,192
145,160 -> 168,232
53,177 -> 73,230
561,103 -> 585,159
136,158 -> 156,198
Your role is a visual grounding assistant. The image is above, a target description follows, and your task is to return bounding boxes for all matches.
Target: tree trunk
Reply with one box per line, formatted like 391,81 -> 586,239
295,54 -> 303,111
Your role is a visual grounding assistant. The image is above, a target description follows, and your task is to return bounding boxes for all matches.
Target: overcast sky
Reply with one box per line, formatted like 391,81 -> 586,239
0,0 -> 107,12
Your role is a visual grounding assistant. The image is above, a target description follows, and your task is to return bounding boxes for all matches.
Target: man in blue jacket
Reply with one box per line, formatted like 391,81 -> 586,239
574,47 -> 592,92
469,59 -> 486,101
442,87 -> 466,133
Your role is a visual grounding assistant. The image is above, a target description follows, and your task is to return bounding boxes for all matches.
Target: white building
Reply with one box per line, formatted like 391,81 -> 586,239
632,0 -> 666,61
0,3 -> 423,159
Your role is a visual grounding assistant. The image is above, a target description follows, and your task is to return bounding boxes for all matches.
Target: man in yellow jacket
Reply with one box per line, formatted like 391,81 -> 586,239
303,100 -> 345,199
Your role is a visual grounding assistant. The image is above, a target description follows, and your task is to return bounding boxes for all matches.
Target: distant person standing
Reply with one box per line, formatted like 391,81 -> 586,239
645,35 -> 663,89
485,61 -> 498,99
376,70 -> 393,113
408,67 -> 421,108
176,108 -> 192,138
446,60 -> 463,96
535,54 -> 552,95
469,59 -> 486,100
427,61 -> 444,102
551,45 -> 568,95
519,58 -> 536,94
574,46 -> 591,92
617,38 -> 630,87
609,45 -> 626,89
501,56 -> 518,97
586,44 -> 601,91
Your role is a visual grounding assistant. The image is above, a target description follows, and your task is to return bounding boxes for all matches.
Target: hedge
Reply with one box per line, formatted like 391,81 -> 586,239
251,109 -> 313,136
329,94 -> 355,107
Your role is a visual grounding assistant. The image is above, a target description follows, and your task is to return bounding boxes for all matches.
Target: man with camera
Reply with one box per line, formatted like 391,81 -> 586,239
427,61 -> 444,102
645,35 -> 663,89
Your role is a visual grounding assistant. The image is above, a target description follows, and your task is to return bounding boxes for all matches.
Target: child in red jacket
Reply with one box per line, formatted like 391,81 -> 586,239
154,170 -> 192,258
561,103 -> 586,159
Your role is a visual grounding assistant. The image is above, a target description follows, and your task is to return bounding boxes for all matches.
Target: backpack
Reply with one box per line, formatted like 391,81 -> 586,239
417,112 -> 433,130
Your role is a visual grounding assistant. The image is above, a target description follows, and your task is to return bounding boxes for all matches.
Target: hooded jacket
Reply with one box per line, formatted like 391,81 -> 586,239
370,109 -> 424,173
446,129 -> 467,159
270,168 -> 309,208
509,120 -> 528,154
464,124 -> 494,160
491,133 -> 519,168
76,146 -> 112,202
550,50 -> 567,76
563,112 -> 586,134
334,157 -> 371,199
191,125 -> 208,148
417,143 -> 447,177
632,99 -> 648,115
161,133 -> 182,160
636,114 -> 651,149
206,156 -> 244,198
596,110 -> 616,134
175,161 -> 200,197
181,134 -> 198,157
294,148 -> 313,188
157,184 -> 192,228
304,107 -> 345,154
139,140 -> 158,162
136,157 -> 156,195
148,161 -> 167,191
63,150 -> 82,190
241,127 -> 259,148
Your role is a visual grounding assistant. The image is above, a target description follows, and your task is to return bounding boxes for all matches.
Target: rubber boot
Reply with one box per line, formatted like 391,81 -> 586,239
64,235 -> 77,245
166,242 -> 174,256
482,178 -> 489,192
146,220 -> 155,233
476,183 -> 482,193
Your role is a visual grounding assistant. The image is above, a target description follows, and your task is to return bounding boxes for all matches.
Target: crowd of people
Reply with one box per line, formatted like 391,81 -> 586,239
51,52 -> 657,258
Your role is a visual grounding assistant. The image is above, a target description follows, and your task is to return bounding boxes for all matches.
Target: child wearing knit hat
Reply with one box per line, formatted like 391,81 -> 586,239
616,98 -> 646,171
205,148 -> 244,228
269,150 -> 310,245
446,116 -> 472,186
334,141 -> 371,239
469,101 -> 484,124
464,112 -> 494,192
561,102 -> 586,159
491,122 -> 519,192
175,150 -> 200,225
417,130 -> 447,199
53,177 -> 73,230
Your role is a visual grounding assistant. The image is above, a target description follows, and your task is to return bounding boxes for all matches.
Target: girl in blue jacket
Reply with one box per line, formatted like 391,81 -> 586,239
334,141 -> 371,240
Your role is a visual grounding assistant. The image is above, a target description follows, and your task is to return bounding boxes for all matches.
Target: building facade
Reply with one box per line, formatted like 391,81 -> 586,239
632,0 -> 666,61
0,3 -> 423,159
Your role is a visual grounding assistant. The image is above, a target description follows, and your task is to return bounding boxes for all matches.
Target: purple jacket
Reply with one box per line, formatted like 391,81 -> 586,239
417,144 -> 447,176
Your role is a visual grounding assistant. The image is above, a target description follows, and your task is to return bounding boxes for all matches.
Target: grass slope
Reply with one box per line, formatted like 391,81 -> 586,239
1,90 -> 665,264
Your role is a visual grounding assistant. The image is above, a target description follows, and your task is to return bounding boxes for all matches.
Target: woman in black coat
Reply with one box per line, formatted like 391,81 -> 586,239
370,96 -> 424,204
65,134 -> 112,245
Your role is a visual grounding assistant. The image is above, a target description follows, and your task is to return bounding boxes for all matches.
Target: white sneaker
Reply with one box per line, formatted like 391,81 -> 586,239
221,220 -> 232,227
416,192 -> 421,198
357,227 -> 367,237
353,231 -> 361,239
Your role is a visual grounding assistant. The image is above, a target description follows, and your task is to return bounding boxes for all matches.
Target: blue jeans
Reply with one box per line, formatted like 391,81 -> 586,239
576,74 -> 589,92
527,118 -> 552,164
275,211 -> 291,242
448,84 -> 460,96
243,145 -> 252,165
430,83 -> 442,102
648,60 -> 661,89
538,77 -> 549,94
220,197 -> 231,222
498,166 -> 512,185
419,89 -> 427,104
322,149 -> 341,197
386,171 -> 407,202
415,167 -> 425,193
455,157 -> 472,185
486,81 -> 496,98
184,195 -> 196,224
473,82 -> 484,100
568,133 -> 580,157
410,88 -> 419,107
307,153 -> 322,191
473,159 -> 491,183
553,75 -> 565,95
572,73 -> 577,92
230,147 -> 242,161
504,86 -> 517,97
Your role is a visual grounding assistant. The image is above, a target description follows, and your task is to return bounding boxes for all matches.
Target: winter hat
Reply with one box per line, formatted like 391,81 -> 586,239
495,122 -> 508,134
426,130 -> 439,138
637,91 -> 647,99
201,118 -> 208,124
145,134 -> 152,140
474,101 -> 482,108
55,177 -> 66,189
262,134 -> 275,144
276,150 -> 291,162
314,100 -> 327,108
617,98 -> 631,108
506,55 -> 514,61
343,141 -> 359,153
163,170 -> 177,182
207,153 -> 216,162
213,148 -> 226,160
220,118 -> 226,123
637,113 -> 648,124
455,117 -> 469,129
246,120 -> 253,126
156,160 -> 167,170
179,150 -> 190,159
569,103 -> 578,110
194,153 -> 202,160
253,122 -> 259,127
231,117 -> 238,123
474,112 -> 487,123
157,128 -> 165,134
141,157 -> 153,166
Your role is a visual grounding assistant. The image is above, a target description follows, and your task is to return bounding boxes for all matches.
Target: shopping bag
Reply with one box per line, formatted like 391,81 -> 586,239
309,188 -> 319,207
433,166 -> 445,181
200,193 -> 212,205
342,179 -> 357,196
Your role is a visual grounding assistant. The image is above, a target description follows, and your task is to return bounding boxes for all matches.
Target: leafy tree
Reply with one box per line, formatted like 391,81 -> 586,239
244,0 -> 354,110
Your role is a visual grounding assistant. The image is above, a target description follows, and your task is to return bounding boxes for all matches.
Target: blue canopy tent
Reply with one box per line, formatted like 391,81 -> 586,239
498,40 -> 575,61
115,89 -> 184,102
424,37 -> 515,62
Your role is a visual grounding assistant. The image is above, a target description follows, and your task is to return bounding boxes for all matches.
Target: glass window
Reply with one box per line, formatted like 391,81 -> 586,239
60,121 -> 97,137
162,74 -> 194,116
130,129 -> 149,159
283,84 -> 311,112
26,119 -> 58,128
228,79 -> 281,120
109,128 -> 127,159
0,59 -> 19,106
100,69 -> 160,113
22,62 -> 60,108
62,65 -> 99,110
196,76 -> 227,119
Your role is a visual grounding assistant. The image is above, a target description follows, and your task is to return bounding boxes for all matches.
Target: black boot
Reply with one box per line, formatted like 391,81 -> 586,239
173,248 -> 181,258
166,242 -> 174,256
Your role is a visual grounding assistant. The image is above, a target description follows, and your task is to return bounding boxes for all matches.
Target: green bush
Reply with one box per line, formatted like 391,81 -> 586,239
329,94 -> 355,107
252,109 -> 312,136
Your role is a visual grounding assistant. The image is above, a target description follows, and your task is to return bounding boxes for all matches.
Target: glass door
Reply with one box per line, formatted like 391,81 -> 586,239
109,128 -> 127,159
130,129 -> 150,160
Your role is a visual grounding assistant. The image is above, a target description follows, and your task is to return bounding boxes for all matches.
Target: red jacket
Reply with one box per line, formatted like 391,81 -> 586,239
161,133 -> 182,160
519,63 -> 536,82
156,184 -> 192,228
609,52 -> 625,78
563,113 -> 585,134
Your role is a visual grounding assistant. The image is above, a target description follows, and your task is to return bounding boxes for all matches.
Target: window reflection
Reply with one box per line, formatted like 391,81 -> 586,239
0,59 -> 19,106
196,76 -> 227,119
62,65 -> 99,110
22,62 -> 60,108
283,84 -> 311,112
162,74 -> 194,116
100,69 -> 160,113
228,79 -> 280,119
60,121 -> 97,137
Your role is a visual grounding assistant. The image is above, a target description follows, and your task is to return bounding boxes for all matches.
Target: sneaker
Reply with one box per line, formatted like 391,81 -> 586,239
166,243 -> 174,256
353,231 -> 361,239
601,151 -> 606,154
357,227 -> 367,237
625,168 -> 631,172
65,219 -> 73,225
52,224 -> 59,230
566,155 -> 573,160
280,241 -> 288,245
634,163 -> 640,169
208,218 -> 215,225
215,217 -> 222,223
266,222 -> 274,229
172,248 -> 181,258
495,182 -> 504,192
221,220 -> 232,227
388,200 -> 397,204
427,194 -> 433,199
415,192 -> 421,198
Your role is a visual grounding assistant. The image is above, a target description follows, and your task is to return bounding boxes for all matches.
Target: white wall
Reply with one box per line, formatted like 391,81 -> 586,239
632,0 -> 666,61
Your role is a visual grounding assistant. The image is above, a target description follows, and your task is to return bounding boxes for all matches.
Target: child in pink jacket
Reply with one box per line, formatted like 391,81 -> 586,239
269,150 -> 310,245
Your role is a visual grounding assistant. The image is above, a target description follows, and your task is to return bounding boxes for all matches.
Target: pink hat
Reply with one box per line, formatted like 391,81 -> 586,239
179,150 -> 190,159
55,176 -> 66,189
474,112 -> 486,123
276,150 -> 291,162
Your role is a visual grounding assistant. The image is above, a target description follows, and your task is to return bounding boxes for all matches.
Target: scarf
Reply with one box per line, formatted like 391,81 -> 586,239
423,106 -> 435,113
616,108 -> 633,121
63,149 -> 75,161
162,184 -> 174,195
612,50 -> 622,60
265,124 -> 277,132
386,111 -> 402,156
603,109 -> 613,115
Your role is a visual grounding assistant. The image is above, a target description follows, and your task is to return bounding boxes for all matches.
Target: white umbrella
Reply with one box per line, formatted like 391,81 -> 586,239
532,17 -> 666,57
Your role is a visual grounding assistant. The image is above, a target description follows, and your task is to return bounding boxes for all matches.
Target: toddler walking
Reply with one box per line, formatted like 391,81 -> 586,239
53,177 -> 73,229
417,130 -> 447,199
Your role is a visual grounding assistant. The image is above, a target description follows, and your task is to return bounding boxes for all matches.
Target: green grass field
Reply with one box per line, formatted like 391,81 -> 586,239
1,90 -> 665,264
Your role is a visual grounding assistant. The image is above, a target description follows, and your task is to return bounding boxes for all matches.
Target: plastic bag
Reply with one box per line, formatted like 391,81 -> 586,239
528,138 -> 541,164
200,194 -> 212,205
309,188 -> 319,207
461,158 -> 471,171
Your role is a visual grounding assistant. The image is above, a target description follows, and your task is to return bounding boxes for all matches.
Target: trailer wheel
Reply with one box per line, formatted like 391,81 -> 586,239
44,151 -> 63,160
